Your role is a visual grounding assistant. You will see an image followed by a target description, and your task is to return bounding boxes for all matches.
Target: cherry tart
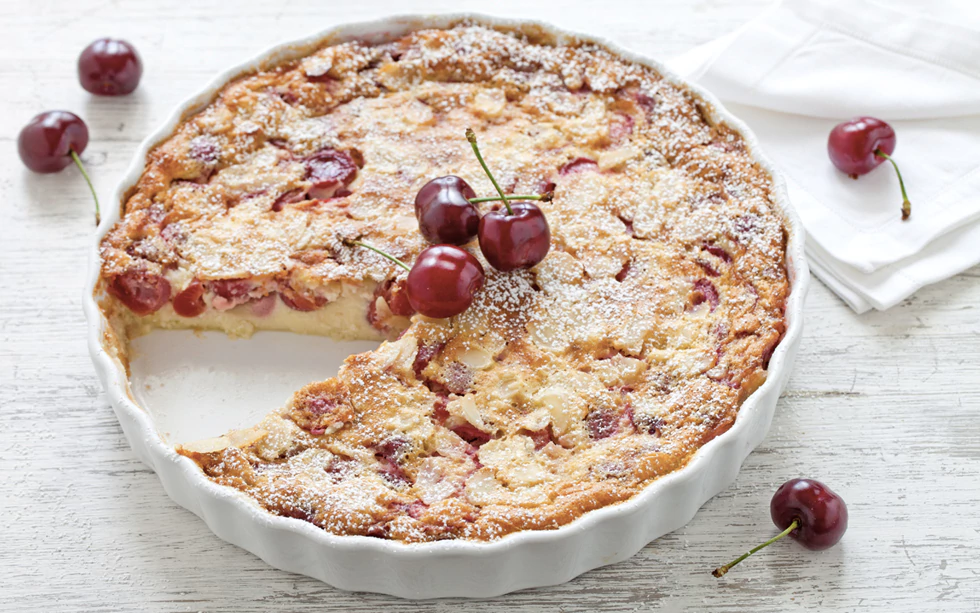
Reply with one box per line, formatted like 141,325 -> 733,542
99,24 -> 790,543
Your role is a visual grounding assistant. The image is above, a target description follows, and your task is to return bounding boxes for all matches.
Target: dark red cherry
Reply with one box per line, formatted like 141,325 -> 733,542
713,478 -> 847,577
19,110 -> 102,223
17,111 -> 89,173
406,245 -> 485,318
827,117 -> 895,177
770,478 -> 848,551
478,202 -> 551,271
78,38 -> 143,96
414,176 -> 481,245
828,117 -> 911,220
464,128 -> 552,270
107,270 -> 171,316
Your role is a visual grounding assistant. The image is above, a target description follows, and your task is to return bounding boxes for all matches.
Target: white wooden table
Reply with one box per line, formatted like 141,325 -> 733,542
2,0 -> 979,610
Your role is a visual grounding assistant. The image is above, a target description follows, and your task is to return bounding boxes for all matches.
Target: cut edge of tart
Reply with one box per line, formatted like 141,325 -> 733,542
96,20 -> 792,544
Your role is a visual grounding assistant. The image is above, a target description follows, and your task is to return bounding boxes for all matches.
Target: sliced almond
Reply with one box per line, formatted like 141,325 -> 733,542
592,354 -> 647,387
472,89 -> 506,118
178,436 -> 231,455
179,426 -> 266,455
598,146 -> 642,171
451,395 -> 489,431
458,347 -> 492,370
535,385 -> 580,435
465,467 -> 504,506
519,407 -> 552,432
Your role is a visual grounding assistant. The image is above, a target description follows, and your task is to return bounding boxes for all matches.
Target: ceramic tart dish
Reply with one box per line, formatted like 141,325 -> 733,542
84,14 -> 809,599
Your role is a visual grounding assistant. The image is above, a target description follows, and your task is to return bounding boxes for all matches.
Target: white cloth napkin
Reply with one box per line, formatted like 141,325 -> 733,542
667,0 -> 980,313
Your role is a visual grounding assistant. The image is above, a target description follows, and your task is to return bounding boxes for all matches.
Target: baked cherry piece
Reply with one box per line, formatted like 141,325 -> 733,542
347,241 -> 484,319
713,478 -> 847,577
78,38 -> 143,95
172,279 -> 207,317
18,111 -> 101,223
559,157 -> 598,175
465,128 -> 551,270
414,176 -> 481,245
305,148 -> 358,199
828,117 -> 911,220
279,286 -> 325,312
107,270 -> 172,316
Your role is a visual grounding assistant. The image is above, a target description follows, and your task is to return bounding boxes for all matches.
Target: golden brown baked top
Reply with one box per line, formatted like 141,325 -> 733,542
100,23 -> 789,542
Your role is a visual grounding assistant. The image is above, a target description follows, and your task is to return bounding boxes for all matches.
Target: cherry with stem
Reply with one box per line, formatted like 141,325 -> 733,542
18,110 -> 101,224
466,128 -> 551,271
345,239 -> 485,319
414,176 -> 481,245
712,478 -> 847,579
827,116 -> 911,221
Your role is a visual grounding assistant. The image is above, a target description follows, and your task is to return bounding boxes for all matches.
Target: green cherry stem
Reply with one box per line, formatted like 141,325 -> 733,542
465,128 -> 512,215
712,518 -> 800,578
874,149 -> 911,221
469,192 -> 553,204
346,240 -> 411,272
70,149 -> 101,225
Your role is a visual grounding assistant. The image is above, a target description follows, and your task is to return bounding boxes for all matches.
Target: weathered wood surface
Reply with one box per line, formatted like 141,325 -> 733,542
1,0 -> 978,610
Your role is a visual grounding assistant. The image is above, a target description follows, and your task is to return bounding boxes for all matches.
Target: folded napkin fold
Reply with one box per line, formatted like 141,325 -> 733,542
667,0 -> 980,312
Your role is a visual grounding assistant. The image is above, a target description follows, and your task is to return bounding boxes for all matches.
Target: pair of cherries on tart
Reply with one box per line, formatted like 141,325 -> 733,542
351,129 -> 552,320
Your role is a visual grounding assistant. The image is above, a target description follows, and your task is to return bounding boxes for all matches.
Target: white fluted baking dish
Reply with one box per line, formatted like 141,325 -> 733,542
84,14 -> 809,599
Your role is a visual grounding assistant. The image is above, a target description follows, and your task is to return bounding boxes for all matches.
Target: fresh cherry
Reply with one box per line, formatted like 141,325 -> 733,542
18,111 -> 101,223
478,202 -> 551,271
18,111 -> 88,173
465,128 -> 551,270
407,245 -> 485,318
78,38 -> 143,96
770,478 -> 848,550
713,478 -> 847,577
348,241 -> 484,319
828,117 -> 911,220
414,176 -> 481,245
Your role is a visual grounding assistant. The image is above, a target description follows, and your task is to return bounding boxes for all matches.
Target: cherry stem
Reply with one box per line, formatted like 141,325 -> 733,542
465,128 -> 512,215
469,192 -> 553,204
346,240 -> 411,272
70,149 -> 101,225
712,518 -> 800,578
874,149 -> 911,221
